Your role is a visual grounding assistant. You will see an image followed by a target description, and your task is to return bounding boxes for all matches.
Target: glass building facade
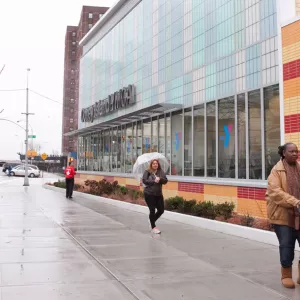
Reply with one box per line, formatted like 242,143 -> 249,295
76,0 -> 281,181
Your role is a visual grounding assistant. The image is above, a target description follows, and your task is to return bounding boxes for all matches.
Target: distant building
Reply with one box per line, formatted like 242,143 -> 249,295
62,6 -> 109,156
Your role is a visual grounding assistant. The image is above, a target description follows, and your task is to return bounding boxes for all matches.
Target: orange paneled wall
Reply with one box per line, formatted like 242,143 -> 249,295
282,20 -> 300,144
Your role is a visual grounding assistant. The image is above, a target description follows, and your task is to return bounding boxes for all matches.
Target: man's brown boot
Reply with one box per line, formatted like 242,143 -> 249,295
282,267 -> 295,288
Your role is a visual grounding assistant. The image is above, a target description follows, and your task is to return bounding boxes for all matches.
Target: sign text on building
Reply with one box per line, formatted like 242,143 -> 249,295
81,84 -> 135,123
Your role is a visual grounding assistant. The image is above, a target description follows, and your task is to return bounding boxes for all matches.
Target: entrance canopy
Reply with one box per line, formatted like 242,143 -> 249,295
65,103 -> 182,137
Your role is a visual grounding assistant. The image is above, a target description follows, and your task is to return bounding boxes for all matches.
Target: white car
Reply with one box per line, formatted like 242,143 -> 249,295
10,165 -> 40,178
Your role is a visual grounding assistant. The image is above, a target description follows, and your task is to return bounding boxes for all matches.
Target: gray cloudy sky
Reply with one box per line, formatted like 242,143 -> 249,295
0,0 -> 114,160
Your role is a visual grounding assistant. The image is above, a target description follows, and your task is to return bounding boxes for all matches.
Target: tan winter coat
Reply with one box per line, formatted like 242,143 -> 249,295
266,160 -> 300,226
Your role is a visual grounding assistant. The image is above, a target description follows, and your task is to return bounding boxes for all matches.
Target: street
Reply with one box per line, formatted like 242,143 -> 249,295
0,171 -> 298,299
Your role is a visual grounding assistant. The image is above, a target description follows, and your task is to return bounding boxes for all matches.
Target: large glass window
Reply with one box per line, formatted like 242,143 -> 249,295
166,113 -> 171,175
237,94 -> 246,179
152,117 -> 158,152
206,102 -> 216,177
194,104 -> 205,176
78,137 -> 84,171
117,127 -> 122,172
121,126 -> 126,173
249,90 -> 262,179
92,134 -> 98,171
264,84 -> 280,177
132,123 -> 137,166
158,115 -> 165,156
125,124 -> 133,173
184,108 -> 192,176
98,132 -> 103,171
137,121 -> 142,158
171,110 -> 183,176
143,118 -> 151,153
103,130 -> 111,172
112,128 -> 118,172
218,97 -> 235,178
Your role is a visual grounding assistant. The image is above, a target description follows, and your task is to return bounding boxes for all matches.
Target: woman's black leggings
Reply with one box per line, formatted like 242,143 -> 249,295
144,193 -> 165,229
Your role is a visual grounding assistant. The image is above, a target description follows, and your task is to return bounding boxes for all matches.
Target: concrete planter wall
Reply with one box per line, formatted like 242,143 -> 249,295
43,184 -> 296,250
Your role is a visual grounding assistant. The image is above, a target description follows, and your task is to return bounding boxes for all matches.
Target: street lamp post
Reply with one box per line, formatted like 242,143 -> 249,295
22,68 -> 33,187
17,120 -> 34,153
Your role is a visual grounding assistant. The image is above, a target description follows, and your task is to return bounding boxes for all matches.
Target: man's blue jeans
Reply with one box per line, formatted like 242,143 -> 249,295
274,224 -> 300,268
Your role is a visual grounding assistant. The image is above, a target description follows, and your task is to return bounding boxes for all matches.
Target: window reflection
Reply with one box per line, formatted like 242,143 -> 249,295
207,102 -> 216,177
237,94 -> 246,179
184,108 -> 192,176
158,115 -> 165,156
171,110 -> 183,176
152,117 -> 158,152
143,118 -> 151,154
264,84 -> 280,177
218,97 -> 235,178
249,90 -> 262,179
166,113 -> 171,175
125,124 -> 132,173
194,105 -> 205,176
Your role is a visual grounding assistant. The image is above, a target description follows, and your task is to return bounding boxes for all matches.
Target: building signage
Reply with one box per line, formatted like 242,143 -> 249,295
81,84 -> 135,123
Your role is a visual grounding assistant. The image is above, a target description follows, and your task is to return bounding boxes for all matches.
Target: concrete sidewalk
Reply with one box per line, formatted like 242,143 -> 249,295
0,177 -> 298,299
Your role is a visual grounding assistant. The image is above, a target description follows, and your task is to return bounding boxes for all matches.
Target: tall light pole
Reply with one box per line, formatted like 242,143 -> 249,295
23,68 -> 33,187
17,120 -> 34,151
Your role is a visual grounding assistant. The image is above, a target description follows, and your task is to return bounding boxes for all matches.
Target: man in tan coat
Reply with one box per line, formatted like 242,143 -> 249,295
266,143 -> 300,288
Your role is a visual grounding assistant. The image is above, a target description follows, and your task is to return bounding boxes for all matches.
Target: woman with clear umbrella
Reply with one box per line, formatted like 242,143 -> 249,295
142,159 -> 168,234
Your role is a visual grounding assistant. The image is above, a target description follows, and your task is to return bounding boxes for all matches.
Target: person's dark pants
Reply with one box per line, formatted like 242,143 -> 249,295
274,224 -> 300,268
66,178 -> 74,198
144,193 -> 164,229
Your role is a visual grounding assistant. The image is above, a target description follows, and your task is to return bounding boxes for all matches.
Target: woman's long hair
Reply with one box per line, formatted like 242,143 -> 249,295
148,159 -> 161,173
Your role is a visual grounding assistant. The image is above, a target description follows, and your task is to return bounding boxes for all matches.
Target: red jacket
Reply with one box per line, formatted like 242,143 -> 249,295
64,166 -> 76,179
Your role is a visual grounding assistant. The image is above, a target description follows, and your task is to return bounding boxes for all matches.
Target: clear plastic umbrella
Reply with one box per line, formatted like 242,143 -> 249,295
132,152 -> 169,181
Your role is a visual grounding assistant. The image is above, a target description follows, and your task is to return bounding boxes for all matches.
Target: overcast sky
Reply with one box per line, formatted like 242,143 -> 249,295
0,0 -> 114,160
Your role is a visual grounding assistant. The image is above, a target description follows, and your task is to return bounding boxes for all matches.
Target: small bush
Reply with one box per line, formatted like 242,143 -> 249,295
119,186 -> 129,195
54,181 -> 66,188
183,199 -> 197,213
84,179 -> 118,196
252,218 -> 273,231
215,202 -> 235,220
165,196 -> 185,212
193,201 -> 217,220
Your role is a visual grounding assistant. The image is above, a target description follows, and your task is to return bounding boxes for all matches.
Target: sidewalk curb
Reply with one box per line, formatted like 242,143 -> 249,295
43,184 -> 292,250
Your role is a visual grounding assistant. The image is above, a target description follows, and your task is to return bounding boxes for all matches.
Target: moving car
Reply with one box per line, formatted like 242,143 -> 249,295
10,165 -> 40,178
2,162 -> 20,173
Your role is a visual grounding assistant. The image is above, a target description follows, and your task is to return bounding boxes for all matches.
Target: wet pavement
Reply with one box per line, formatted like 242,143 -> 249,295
0,171 -> 299,299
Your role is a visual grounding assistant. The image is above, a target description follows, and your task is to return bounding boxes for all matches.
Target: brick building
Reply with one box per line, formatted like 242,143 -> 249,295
62,6 -> 109,156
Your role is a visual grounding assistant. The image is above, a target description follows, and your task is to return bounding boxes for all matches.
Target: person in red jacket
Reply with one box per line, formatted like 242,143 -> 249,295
64,161 -> 76,199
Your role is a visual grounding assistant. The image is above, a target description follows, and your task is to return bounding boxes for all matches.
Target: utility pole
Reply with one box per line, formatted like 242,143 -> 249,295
22,68 -> 33,187
0,65 -> 5,76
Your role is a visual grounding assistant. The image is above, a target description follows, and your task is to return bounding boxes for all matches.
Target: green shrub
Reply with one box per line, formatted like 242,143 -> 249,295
165,196 -> 185,211
54,181 -> 66,188
119,186 -> 129,195
183,199 -> 197,213
192,201 -> 217,219
215,202 -> 235,220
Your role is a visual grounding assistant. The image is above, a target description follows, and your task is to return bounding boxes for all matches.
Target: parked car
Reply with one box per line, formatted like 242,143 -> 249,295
0,161 -> 6,167
10,165 -> 40,178
2,162 -> 21,173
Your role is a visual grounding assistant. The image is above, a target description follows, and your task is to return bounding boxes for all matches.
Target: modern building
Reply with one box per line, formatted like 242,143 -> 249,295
67,0 -> 300,218
62,6 -> 109,156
